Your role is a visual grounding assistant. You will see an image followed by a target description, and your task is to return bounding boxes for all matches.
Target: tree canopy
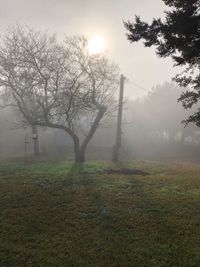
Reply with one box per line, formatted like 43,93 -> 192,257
124,0 -> 200,125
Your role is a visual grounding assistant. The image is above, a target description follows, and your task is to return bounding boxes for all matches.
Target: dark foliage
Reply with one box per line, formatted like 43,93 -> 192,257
124,0 -> 200,125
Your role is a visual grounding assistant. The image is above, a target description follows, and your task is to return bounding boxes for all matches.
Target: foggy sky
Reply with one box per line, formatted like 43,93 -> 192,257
0,0 -> 178,99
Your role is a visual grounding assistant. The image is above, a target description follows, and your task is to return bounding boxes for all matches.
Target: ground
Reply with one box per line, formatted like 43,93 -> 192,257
0,160 -> 200,267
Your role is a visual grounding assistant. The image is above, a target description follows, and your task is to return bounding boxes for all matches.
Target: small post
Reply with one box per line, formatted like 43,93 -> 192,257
112,74 -> 125,162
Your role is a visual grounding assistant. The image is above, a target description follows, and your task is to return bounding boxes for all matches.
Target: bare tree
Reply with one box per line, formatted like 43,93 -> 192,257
0,25 -> 119,163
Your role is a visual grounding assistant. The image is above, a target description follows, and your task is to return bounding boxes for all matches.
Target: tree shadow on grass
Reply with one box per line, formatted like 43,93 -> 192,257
69,162 -> 150,176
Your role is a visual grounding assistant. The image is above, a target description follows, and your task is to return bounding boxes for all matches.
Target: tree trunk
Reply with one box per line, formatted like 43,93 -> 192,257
180,131 -> 186,145
31,125 -> 40,157
75,149 -> 85,163
72,107 -> 106,163
73,136 -> 85,163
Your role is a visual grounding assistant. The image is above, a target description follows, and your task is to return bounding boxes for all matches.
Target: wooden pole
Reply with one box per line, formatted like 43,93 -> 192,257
112,74 -> 125,162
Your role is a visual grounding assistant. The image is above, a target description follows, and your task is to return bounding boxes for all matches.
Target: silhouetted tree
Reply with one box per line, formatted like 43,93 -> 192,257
124,0 -> 200,125
0,25 -> 119,163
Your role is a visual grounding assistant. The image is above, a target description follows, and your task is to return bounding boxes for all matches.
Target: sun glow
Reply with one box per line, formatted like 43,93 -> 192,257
88,35 -> 106,55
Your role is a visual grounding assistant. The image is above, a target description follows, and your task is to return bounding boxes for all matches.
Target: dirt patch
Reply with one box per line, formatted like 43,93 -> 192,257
104,168 -> 150,176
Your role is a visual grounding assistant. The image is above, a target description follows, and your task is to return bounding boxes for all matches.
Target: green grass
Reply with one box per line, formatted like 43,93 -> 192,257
1,160 -> 200,266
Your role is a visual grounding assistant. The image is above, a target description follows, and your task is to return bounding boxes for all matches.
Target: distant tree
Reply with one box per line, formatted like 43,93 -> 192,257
0,25 -> 119,163
0,98 -> 40,158
123,83 -> 200,160
124,0 -> 200,125
129,83 -> 185,143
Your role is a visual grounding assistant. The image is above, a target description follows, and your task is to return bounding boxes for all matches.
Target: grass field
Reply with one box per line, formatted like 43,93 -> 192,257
1,160 -> 200,267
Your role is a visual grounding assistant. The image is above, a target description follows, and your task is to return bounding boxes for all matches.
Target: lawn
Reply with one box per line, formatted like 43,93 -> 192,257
0,160 -> 200,267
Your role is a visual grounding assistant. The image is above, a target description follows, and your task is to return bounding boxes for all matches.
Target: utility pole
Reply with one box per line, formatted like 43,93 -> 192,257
112,74 -> 125,162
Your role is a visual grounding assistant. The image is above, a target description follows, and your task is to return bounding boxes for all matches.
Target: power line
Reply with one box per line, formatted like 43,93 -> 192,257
127,79 -> 166,99
128,80 -> 151,94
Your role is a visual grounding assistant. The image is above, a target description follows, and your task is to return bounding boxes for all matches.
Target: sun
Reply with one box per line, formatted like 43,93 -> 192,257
88,35 -> 106,55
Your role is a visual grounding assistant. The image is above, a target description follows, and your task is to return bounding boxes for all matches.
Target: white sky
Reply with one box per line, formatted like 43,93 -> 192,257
0,0 -> 179,99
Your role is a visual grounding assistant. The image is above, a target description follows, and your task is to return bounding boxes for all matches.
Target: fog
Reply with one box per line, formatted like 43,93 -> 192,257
1,1 -> 200,264
0,0 -> 178,100
0,0 -> 198,162
1,81 -> 200,162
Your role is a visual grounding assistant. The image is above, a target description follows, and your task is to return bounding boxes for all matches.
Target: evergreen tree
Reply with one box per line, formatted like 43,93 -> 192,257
124,0 -> 200,125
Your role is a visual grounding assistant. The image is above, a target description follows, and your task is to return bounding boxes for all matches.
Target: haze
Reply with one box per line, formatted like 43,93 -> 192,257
1,1 -> 200,265
0,0 -> 177,99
